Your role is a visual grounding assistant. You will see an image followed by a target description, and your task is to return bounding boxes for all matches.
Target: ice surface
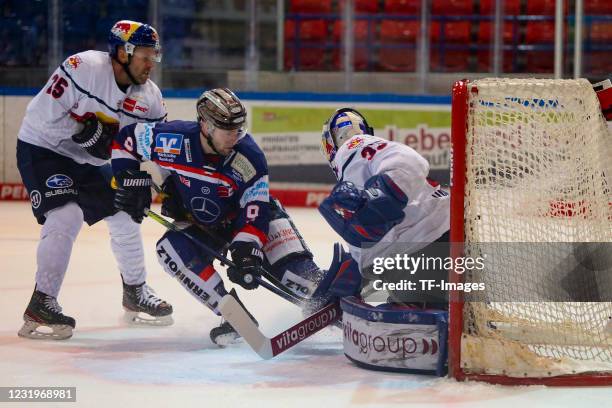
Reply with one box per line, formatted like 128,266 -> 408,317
0,202 -> 610,407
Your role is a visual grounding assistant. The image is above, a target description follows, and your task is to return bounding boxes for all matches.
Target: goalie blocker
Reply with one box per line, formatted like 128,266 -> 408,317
341,297 -> 448,376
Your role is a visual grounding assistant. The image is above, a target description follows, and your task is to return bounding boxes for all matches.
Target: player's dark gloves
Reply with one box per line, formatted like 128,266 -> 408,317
72,112 -> 117,160
113,170 -> 153,224
228,241 -> 263,290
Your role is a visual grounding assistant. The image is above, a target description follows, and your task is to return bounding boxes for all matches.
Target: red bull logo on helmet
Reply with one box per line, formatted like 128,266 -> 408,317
111,20 -> 140,41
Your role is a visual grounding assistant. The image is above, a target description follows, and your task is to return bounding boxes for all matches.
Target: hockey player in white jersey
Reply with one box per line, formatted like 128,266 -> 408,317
318,108 -> 450,306
16,20 -> 172,340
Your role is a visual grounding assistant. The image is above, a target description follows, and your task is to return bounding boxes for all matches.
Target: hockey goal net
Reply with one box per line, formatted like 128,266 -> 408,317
449,78 -> 612,385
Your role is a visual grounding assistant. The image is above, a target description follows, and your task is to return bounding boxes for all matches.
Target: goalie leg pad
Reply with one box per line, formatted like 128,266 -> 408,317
314,243 -> 362,300
341,296 -> 448,376
303,243 -> 362,315
156,230 -> 227,314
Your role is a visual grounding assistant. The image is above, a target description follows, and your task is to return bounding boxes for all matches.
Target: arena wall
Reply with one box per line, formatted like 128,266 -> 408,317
0,90 -> 451,206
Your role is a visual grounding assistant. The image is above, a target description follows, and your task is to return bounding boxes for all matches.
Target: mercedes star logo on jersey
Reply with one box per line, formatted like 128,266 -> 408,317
190,196 -> 221,223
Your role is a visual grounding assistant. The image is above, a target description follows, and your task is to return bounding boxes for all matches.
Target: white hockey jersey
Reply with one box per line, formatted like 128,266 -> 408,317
18,50 -> 167,166
332,134 -> 450,269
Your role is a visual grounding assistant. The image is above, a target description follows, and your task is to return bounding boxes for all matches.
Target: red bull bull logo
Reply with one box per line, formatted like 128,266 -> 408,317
111,21 -> 138,40
64,55 -> 83,70
347,136 -> 364,150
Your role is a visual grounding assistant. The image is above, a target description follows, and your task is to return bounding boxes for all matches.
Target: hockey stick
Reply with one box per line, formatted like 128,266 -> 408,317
218,294 -> 342,359
146,209 -> 344,356
145,209 -> 307,306
147,179 -> 310,305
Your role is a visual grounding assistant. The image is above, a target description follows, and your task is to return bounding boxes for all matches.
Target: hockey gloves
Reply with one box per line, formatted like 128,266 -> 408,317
71,112 -> 118,160
113,170 -> 153,224
319,173 -> 408,246
228,241 -> 263,290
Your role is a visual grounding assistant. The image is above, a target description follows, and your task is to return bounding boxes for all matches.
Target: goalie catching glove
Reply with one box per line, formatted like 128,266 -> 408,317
228,241 -> 263,290
319,173 -> 408,246
113,170 -> 153,224
71,112 -> 117,160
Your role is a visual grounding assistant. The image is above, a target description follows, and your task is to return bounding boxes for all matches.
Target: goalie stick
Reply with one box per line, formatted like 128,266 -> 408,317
219,295 -> 342,359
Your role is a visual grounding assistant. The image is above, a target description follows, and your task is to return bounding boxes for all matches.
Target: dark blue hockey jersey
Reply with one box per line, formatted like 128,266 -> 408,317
111,120 -> 269,247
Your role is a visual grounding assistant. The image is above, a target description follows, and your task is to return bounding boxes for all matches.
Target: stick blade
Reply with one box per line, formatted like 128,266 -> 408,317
219,295 -> 273,359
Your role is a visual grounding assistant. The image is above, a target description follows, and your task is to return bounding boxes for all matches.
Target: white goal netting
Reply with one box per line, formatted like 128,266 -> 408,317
459,78 -> 612,379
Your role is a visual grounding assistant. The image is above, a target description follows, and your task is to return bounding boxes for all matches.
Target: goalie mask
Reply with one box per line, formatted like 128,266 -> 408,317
321,108 -> 373,172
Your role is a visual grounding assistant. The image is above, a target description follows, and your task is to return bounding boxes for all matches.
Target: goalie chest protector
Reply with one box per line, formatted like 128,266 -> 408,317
340,297 -> 448,376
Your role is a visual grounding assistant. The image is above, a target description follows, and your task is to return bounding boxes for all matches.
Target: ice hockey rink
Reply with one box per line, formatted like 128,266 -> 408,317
0,201 -> 610,407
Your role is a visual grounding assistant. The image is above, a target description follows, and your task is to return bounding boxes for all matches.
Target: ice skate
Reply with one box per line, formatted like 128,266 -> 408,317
18,290 -> 76,340
209,319 -> 242,347
210,289 -> 257,347
122,281 -> 174,326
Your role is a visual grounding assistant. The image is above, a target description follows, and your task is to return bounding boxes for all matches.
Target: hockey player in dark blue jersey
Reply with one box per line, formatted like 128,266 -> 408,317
110,88 -> 360,346
111,88 -> 268,344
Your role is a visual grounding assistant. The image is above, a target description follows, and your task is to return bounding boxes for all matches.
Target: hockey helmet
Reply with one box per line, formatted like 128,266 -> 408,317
197,88 -> 247,132
321,108 -> 373,164
108,20 -> 161,62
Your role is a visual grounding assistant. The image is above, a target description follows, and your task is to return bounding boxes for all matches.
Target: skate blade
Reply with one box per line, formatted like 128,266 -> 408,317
123,311 -> 174,327
18,320 -> 73,340
212,332 -> 243,347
